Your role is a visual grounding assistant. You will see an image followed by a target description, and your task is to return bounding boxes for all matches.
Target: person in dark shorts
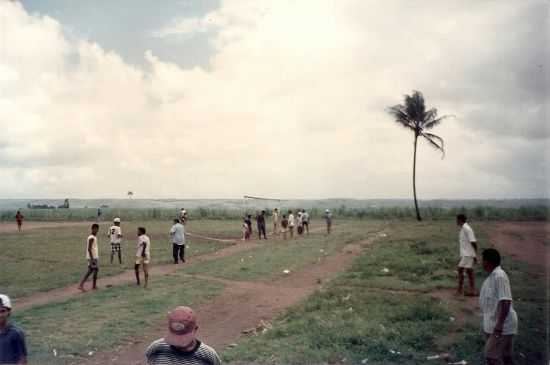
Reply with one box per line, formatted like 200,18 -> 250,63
108,217 -> 124,264
256,210 -> 267,240
170,219 -> 186,264
78,224 -> 100,292
0,294 -> 27,364
15,211 -> 24,232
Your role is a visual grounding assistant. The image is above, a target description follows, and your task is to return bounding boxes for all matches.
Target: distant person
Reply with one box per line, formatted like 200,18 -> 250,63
241,217 -> 250,241
479,248 -> 518,365
324,209 -> 332,234
78,224 -> 100,292
180,208 -> 188,225
145,306 -> 221,365
272,208 -> 280,235
288,210 -> 295,238
296,210 -> 304,235
302,209 -> 310,235
256,210 -> 267,240
15,211 -> 24,232
97,207 -> 102,222
0,294 -> 27,365
170,219 -> 186,264
245,214 -> 253,237
108,218 -> 124,264
135,227 -> 151,288
281,214 -> 289,240
456,214 -> 478,296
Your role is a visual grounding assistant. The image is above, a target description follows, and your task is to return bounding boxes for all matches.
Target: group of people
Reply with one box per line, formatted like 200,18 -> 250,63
2,211 -> 518,365
242,208 -> 334,240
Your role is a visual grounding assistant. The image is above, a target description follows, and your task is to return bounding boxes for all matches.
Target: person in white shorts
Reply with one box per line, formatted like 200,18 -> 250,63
135,227 -> 151,289
456,214 -> 478,296
108,218 -> 123,264
78,224 -> 99,292
288,210 -> 295,238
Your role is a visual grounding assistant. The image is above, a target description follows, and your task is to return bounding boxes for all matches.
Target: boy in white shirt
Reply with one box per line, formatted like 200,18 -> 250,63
456,214 -> 478,296
288,210 -> 295,238
108,217 -> 124,264
135,227 -> 151,289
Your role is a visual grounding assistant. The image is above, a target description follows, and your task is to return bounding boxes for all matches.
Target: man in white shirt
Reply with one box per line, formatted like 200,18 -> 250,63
288,210 -> 295,238
78,224 -> 99,292
272,208 -> 280,235
479,248 -> 518,365
108,217 -> 123,264
170,219 -> 186,264
135,227 -> 151,289
456,214 -> 478,296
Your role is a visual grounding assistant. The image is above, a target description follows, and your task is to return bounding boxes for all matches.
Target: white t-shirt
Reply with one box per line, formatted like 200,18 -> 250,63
136,234 -> 151,258
459,223 -> 477,257
273,211 -> 279,223
170,223 -> 185,245
288,214 -> 295,227
109,225 -> 122,244
302,212 -> 309,223
86,234 -> 99,260
479,266 -> 518,335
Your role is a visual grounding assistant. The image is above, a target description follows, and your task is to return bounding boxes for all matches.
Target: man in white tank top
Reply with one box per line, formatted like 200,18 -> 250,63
78,223 -> 100,292
108,217 -> 123,264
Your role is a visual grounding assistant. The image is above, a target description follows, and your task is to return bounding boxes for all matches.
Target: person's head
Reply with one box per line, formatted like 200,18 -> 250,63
0,294 -> 12,327
165,306 -> 199,349
282,214 -> 286,219
113,217 -> 121,226
482,248 -> 501,273
289,210 -> 293,214
325,209 -> 330,213
247,214 -> 251,219
16,210 -> 20,214
138,227 -> 146,236
261,210 -> 265,215
456,214 -> 467,226
91,223 -> 99,235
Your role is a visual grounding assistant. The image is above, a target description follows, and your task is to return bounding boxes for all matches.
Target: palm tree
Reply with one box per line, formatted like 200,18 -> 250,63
386,90 -> 450,221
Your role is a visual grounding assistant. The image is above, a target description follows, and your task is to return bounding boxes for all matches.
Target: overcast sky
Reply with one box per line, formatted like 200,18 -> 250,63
0,0 -> 548,199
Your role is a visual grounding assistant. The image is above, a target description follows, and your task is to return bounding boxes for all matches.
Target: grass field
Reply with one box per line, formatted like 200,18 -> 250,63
1,219 -> 547,365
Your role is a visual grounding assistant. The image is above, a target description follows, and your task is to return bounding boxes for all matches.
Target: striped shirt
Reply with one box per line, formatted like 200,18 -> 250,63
479,266 -> 518,335
146,339 -> 221,365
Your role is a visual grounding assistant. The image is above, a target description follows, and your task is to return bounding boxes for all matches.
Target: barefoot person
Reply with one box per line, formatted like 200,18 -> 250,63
480,248 -> 518,365
15,211 -> 24,232
288,210 -> 295,238
456,214 -> 478,296
272,208 -> 280,235
324,209 -> 332,234
78,224 -> 100,292
302,209 -> 310,235
170,219 -> 186,264
281,214 -> 289,240
108,218 -> 124,264
145,306 -> 221,365
135,227 -> 151,288
0,294 -> 28,365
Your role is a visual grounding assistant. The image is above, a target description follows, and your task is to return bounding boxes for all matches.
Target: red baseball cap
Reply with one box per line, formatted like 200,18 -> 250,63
165,306 -> 198,347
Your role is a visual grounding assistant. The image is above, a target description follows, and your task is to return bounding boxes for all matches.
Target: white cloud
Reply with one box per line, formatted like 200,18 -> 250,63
0,0 -> 547,199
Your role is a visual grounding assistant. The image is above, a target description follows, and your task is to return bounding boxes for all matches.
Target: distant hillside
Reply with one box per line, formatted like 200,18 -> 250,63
0,198 -> 548,211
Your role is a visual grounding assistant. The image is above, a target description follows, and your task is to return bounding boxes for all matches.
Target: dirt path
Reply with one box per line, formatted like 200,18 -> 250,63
76,234 -> 384,365
0,221 -> 91,233
483,221 -> 549,270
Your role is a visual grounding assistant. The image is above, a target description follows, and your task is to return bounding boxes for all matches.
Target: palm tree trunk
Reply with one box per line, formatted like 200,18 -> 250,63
413,133 -> 422,221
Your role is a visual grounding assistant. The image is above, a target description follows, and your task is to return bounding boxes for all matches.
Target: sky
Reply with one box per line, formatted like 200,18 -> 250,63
0,0 -> 548,199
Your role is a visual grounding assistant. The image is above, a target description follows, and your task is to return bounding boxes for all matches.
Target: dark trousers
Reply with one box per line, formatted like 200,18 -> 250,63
258,224 -> 267,239
173,243 -> 185,263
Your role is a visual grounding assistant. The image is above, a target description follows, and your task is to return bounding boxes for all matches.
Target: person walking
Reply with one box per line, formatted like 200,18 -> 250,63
272,208 -> 280,235
324,209 -> 332,234
256,210 -> 267,240
479,248 -> 518,365
108,218 -> 124,264
15,211 -> 24,232
0,294 -> 27,365
145,306 -> 221,365
288,210 -> 295,238
302,209 -> 310,235
78,224 -> 100,292
456,214 -> 478,296
170,219 -> 186,264
135,227 -> 151,289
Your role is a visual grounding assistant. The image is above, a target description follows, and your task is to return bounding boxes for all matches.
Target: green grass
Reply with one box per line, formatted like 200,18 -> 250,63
12,272 -> 224,365
0,220 -> 230,298
183,221 -> 385,281
222,221 -> 548,365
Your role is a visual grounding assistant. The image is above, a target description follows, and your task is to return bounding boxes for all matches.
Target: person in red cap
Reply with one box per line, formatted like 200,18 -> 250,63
145,306 -> 221,365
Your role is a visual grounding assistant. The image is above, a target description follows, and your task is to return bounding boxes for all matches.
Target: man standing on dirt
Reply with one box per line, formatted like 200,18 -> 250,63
15,210 -> 24,232
0,294 -> 28,365
456,214 -> 478,296
272,208 -> 280,235
180,208 -> 188,225
479,248 -> 518,365
288,210 -> 295,238
170,219 -> 186,264
78,224 -> 100,292
145,306 -> 221,365
324,209 -> 332,234
108,218 -> 124,264
256,210 -> 267,240
302,209 -> 310,235
135,227 -> 151,289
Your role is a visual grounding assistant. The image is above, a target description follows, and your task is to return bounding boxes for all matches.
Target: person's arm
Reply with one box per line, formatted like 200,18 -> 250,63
141,240 -> 147,258
493,300 -> 512,336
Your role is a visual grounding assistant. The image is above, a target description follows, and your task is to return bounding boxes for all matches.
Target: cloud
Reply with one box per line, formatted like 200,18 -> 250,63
0,0 -> 547,199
